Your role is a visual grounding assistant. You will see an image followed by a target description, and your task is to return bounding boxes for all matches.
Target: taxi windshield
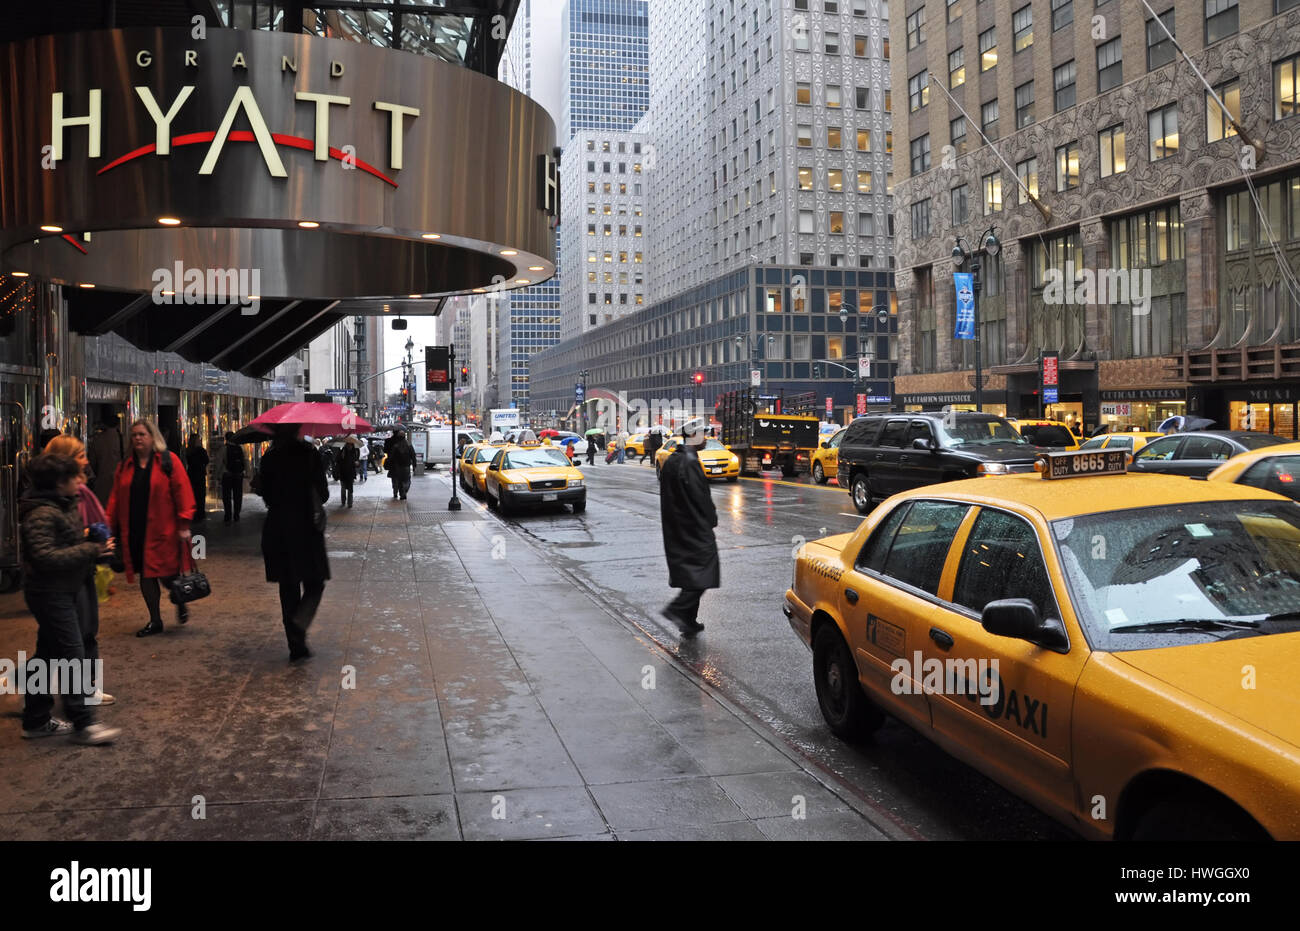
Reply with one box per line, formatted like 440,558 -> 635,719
474,448 -> 496,464
703,439 -> 726,451
503,448 -> 570,469
1053,500 -> 1300,651
937,415 -> 1027,446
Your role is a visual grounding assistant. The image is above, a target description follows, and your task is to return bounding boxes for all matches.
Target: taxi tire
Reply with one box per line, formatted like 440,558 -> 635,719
850,472 -> 873,514
725,476 -> 739,483
813,624 -> 884,741
812,462 -> 827,484
1130,792 -> 1269,842
498,492 -> 512,517
572,498 -> 587,514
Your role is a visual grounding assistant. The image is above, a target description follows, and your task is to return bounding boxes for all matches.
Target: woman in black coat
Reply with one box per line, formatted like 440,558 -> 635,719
658,424 -> 719,637
258,426 -> 330,660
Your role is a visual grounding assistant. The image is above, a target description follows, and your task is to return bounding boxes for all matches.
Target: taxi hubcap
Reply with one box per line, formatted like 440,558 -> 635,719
853,480 -> 868,507
826,659 -> 844,708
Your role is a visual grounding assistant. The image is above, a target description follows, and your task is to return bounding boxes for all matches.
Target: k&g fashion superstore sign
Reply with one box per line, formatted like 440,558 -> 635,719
0,27 -> 557,299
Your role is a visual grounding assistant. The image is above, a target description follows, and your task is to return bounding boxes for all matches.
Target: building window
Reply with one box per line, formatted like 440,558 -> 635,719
859,212 -> 876,235
909,71 -> 929,111
854,0 -> 869,14
798,166 -> 813,190
951,184 -> 969,225
979,27 -> 997,71
949,117 -> 968,156
1015,81 -> 1035,128
855,34 -> 869,57
857,170 -> 872,193
797,124 -> 812,147
831,210 -> 846,234
911,198 -> 932,238
1051,0 -> 1072,32
1099,124 -> 1127,177
1148,104 -> 1179,160
910,134 -> 931,174
1012,5 -> 1033,51
1016,157 -> 1038,204
1205,0 -> 1238,44
1225,189 -> 1252,251
829,168 -> 845,191
1147,9 -> 1175,71
949,47 -> 966,89
795,23 -> 810,51
856,128 -> 871,152
1276,54 -> 1300,119
797,81 -> 811,105
948,0 -> 963,23
906,7 -> 925,49
981,99 -> 999,140
1097,37 -> 1123,92
983,173 -> 1002,214
1055,142 -> 1080,190
1208,79 -> 1240,141
1053,60 -> 1076,111
856,85 -> 870,108
825,33 -> 840,55
799,209 -> 814,233
827,126 -> 843,148
886,130 -> 892,153
827,85 -> 842,108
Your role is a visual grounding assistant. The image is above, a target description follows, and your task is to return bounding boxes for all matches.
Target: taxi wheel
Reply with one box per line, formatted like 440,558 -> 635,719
812,624 -> 883,741
498,493 -> 512,517
812,462 -> 827,484
486,490 -> 498,511
572,499 -> 587,514
726,476 -> 739,483
850,473 -> 873,514
1130,792 -> 1270,841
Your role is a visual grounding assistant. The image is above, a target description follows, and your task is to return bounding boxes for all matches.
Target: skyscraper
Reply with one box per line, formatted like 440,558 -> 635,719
561,0 -> 651,141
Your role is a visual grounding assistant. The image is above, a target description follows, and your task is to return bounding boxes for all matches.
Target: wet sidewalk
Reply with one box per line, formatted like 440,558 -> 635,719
0,469 -> 901,840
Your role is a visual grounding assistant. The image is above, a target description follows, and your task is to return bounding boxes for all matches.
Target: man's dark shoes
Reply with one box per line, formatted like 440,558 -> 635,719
289,646 -> 312,662
135,620 -> 163,637
661,607 -> 703,637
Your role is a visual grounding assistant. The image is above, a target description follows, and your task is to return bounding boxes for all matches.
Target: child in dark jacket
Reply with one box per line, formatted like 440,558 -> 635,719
18,453 -> 121,745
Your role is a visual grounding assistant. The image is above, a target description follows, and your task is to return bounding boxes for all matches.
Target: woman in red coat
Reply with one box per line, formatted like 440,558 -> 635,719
106,418 -> 196,637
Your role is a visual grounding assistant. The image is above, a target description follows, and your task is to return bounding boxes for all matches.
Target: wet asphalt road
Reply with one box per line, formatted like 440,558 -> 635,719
426,458 -> 1073,840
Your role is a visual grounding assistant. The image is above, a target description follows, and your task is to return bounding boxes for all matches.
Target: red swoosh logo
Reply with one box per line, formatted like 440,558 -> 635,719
97,131 -> 397,187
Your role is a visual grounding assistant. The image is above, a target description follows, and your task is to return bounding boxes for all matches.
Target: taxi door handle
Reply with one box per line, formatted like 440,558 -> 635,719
929,627 -> 954,650
845,588 -> 859,605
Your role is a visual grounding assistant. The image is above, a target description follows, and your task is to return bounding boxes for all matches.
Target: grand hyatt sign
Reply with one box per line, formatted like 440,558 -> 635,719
0,27 -> 557,300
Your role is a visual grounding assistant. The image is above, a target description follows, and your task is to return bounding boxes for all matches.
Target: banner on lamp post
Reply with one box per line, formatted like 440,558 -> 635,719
953,273 -> 975,340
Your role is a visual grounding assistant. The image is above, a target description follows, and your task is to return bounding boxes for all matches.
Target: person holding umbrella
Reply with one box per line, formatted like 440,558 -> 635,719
385,428 -> 416,501
658,419 -> 718,637
258,424 -> 329,661
585,432 -> 599,466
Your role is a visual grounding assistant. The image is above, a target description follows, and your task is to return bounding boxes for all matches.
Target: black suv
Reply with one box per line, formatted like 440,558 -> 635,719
839,412 -> 1043,513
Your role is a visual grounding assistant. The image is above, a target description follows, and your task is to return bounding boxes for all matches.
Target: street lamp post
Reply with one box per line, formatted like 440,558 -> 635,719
579,369 -> 589,434
951,228 -> 1001,413
839,303 -> 891,415
735,333 -> 776,393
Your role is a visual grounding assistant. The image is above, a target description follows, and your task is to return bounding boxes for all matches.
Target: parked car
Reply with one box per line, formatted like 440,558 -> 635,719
1010,418 -> 1082,450
1078,431 -> 1162,454
838,412 -> 1043,513
1128,430 -> 1289,478
1207,440 -> 1300,501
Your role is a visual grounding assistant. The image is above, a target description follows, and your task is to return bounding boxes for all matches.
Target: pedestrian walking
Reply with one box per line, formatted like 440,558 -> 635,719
86,419 -> 122,506
658,421 -> 719,637
17,453 -> 120,745
106,419 -> 196,638
41,434 -> 113,705
184,433 -> 209,524
336,437 -> 359,508
385,428 -> 416,500
615,429 -> 628,465
585,433 -> 598,466
357,437 -> 369,483
258,425 -> 330,661
220,431 -> 246,523
642,429 -> 663,464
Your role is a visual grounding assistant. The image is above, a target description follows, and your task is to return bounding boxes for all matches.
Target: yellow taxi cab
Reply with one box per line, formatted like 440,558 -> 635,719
1010,419 -> 1081,450
458,441 -> 503,497
607,432 -> 648,457
484,440 -> 586,515
1207,440 -> 1300,502
1077,431 -> 1162,454
654,436 -> 741,482
785,447 -> 1300,840
811,428 -> 846,484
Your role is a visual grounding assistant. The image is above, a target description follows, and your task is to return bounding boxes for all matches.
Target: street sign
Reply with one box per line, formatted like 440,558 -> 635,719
575,383 -> 585,402
325,389 -> 356,398
750,369 -> 762,387
858,356 -> 871,379
426,345 -> 450,391
1041,351 -> 1059,387
856,393 -> 867,415
825,396 -> 833,416
1043,387 -> 1059,404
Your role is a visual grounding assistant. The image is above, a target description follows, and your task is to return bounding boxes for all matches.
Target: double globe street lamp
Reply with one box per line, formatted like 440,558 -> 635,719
951,228 -> 1001,413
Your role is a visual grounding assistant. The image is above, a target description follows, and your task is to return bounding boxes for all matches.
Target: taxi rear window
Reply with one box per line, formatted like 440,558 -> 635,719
1020,425 -> 1074,447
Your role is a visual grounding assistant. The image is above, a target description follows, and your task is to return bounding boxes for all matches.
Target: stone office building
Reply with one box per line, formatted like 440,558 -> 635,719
891,0 -> 1300,436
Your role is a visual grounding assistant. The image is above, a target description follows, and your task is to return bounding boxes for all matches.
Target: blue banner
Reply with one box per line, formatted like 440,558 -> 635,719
953,273 -> 975,340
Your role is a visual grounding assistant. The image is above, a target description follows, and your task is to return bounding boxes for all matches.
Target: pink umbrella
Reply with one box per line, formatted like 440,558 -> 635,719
249,402 -> 372,437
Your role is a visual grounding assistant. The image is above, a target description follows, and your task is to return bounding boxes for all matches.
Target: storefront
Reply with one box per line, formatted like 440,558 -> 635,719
898,391 -> 1010,417
1191,385 -> 1300,440
1098,388 -> 1188,433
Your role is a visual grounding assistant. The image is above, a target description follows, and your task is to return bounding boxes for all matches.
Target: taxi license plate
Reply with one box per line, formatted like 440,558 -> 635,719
542,493 -> 558,501
710,467 -> 723,473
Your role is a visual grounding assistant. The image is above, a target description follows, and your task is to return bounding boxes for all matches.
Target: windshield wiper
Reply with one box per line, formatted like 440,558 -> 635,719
1260,611 -> 1300,624
1111,618 -> 1261,633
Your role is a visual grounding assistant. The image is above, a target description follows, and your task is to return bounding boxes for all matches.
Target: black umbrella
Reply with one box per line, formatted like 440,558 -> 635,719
231,424 -> 271,444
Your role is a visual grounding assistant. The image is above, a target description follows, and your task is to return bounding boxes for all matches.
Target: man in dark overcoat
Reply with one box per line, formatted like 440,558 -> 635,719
658,419 -> 719,637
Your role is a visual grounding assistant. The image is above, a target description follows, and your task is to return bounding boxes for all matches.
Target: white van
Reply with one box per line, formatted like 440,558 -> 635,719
422,426 -> 484,469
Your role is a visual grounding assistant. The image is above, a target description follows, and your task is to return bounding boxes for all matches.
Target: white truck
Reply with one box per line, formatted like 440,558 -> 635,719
489,408 -> 522,434
420,426 -> 484,471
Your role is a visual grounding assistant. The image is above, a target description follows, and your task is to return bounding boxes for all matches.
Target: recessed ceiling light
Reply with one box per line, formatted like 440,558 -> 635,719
515,278 -> 531,285
421,233 -> 441,240
157,217 -> 182,226
161,290 -> 175,296
40,224 -> 63,233
500,249 -> 518,256
528,266 -> 545,272
408,294 -> 421,298
298,220 -> 320,229
79,283 -> 95,288
472,288 -> 486,293
246,295 -> 260,301
10,271 -> 29,277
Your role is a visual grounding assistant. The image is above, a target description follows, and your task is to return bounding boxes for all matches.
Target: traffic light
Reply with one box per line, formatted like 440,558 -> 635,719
460,366 -> 469,381
693,372 -> 704,384
813,363 -> 822,379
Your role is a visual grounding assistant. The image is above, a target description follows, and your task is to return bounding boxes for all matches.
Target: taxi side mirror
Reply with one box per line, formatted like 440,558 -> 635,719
820,441 -> 830,449
981,599 -> 1069,652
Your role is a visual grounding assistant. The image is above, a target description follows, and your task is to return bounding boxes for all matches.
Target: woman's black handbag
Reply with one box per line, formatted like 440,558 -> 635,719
169,538 -> 211,605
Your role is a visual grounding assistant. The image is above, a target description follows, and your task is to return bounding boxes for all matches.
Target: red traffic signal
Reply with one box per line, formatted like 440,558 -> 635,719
461,366 -> 469,377
693,372 -> 704,384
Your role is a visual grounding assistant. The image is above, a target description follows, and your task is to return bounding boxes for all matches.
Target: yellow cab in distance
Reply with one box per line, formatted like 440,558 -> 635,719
1207,440 -> 1300,502
458,441 -> 504,497
1010,419 -> 1081,450
811,428 -> 846,484
607,432 -> 648,457
1077,431 -> 1162,454
655,436 -> 741,482
784,446 -> 1300,840
485,439 -> 586,515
